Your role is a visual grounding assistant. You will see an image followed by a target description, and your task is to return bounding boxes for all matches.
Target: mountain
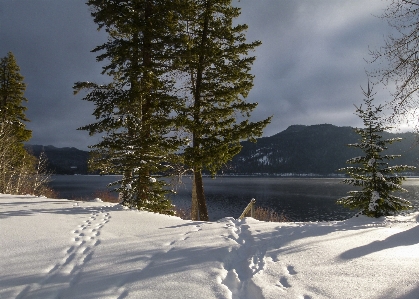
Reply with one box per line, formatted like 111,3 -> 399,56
226,124 -> 419,175
25,145 -> 89,175
25,124 -> 419,175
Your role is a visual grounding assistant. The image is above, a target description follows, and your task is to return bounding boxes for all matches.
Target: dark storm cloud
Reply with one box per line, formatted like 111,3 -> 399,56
235,0 -> 391,136
0,0 -> 392,149
1,0 -> 106,149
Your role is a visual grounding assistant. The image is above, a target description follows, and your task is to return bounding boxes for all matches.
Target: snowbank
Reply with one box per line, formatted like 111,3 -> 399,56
1,194 -> 418,299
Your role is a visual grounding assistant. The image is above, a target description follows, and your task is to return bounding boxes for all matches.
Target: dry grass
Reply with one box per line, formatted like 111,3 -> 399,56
38,187 -> 60,199
13,184 -> 60,199
173,206 -> 191,220
92,190 -> 120,203
67,190 -> 119,203
250,206 -> 289,222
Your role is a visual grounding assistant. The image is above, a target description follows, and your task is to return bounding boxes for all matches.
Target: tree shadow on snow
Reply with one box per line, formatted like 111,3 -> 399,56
63,240 -> 231,298
340,224 -> 419,260
243,216 -> 404,260
160,221 -> 211,230
0,201 -> 121,219
378,282 -> 419,299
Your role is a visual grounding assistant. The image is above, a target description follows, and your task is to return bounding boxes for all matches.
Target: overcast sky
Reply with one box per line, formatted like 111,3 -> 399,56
0,0 -> 394,150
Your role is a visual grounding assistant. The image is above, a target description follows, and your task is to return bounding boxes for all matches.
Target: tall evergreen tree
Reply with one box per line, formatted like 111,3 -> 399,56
74,0 -> 184,214
0,52 -> 36,194
0,52 -> 31,142
178,0 -> 271,220
338,83 -> 415,217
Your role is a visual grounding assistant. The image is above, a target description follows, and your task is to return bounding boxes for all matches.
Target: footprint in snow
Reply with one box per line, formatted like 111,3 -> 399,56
287,265 -> 297,275
278,276 -> 291,288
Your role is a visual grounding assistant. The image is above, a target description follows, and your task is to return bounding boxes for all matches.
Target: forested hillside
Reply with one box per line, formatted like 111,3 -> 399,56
25,145 -> 89,175
25,124 -> 419,176
226,124 -> 419,175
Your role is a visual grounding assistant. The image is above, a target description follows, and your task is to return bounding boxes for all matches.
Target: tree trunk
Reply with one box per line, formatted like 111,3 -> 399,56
194,169 -> 209,221
138,0 -> 153,205
191,174 -> 199,220
189,0 -> 211,221
119,169 -> 133,204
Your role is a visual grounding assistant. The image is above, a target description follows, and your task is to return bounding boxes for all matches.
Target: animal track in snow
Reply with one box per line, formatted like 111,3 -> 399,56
164,224 -> 202,248
15,206 -> 112,299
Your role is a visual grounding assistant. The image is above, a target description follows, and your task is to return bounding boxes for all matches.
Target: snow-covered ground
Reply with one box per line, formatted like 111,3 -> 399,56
1,194 -> 419,299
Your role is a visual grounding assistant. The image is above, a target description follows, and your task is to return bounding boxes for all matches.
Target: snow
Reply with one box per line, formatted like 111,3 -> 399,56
367,158 -> 375,167
1,194 -> 419,299
370,191 -> 380,211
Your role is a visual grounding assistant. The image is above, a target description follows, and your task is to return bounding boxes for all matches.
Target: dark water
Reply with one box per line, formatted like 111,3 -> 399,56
49,175 -> 120,199
49,175 -> 419,222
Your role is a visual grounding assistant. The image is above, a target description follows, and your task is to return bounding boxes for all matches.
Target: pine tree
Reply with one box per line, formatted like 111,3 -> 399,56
178,0 -> 271,220
0,52 -> 31,142
74,0 -> 185,215
0,52 -> 49,196
0,52 -> 33,194
338,83 -> 415,218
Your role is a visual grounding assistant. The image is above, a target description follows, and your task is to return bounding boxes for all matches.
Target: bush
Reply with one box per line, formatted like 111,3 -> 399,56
0,131 -> 53,196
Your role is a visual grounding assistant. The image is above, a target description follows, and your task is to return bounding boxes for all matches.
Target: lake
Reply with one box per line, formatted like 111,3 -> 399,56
49,175 -> 419,222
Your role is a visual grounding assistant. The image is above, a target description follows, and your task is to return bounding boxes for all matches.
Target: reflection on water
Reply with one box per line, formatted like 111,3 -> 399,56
49,175 -> 419,222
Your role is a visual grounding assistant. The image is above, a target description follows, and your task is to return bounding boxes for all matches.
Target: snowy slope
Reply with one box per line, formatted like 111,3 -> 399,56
1,194 -> 418,299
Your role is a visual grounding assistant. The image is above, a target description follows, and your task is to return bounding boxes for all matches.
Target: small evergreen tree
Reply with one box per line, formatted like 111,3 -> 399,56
338,83 -> 415,217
